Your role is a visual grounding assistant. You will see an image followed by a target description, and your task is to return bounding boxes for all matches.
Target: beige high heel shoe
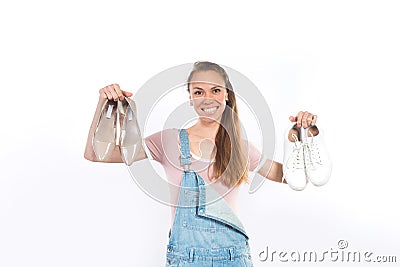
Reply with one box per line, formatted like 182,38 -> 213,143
92,99 -> 118,161
118,97 -> 142,166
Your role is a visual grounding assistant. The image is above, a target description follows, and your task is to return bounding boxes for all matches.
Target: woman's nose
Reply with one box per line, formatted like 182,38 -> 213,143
203,91 -> 216,100
202,97 -> 214,105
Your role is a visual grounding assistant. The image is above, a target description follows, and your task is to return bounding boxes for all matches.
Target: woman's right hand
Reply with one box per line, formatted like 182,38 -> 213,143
84,83 -> 147,163
99,83 -> 133,101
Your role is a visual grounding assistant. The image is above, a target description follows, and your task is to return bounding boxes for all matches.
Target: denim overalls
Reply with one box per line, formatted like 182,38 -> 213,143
165,129 -> 253,266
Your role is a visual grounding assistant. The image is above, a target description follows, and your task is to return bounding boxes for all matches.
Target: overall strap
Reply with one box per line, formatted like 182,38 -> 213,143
179,129 -> 191,171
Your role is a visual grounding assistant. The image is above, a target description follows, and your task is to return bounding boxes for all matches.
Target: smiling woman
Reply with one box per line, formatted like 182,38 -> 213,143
84,61 -> 318,267
189,72 -> 227,118
186,61 -> 250,189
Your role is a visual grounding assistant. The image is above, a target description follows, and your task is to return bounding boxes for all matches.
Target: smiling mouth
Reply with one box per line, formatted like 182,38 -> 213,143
201,106 -> 219,114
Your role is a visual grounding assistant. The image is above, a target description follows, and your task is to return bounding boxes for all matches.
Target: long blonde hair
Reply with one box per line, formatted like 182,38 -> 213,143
187,61 -> 249,188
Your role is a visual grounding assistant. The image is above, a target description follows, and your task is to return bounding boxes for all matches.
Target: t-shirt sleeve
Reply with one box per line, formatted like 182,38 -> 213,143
247,141 -> 262,172
144,130 -> 165,163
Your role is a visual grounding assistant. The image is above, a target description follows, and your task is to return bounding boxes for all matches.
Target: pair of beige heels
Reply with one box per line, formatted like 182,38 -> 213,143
92,97 -> 142,166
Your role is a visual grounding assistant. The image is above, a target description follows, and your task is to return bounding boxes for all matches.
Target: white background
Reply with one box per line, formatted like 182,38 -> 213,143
1,0 -> 399,266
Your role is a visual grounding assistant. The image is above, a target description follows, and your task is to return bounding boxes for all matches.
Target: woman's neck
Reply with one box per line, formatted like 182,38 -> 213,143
187,120 -> 220,140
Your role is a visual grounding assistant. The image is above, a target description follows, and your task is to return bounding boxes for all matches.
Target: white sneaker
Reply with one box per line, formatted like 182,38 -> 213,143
283,125 -> 308,191
302,126 -> 332,186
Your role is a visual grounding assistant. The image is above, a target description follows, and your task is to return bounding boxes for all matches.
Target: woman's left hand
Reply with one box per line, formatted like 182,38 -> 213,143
289,111 -> 317,128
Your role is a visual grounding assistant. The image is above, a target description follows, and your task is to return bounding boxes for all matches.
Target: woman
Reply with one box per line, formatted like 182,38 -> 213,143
84,61 -> 317,266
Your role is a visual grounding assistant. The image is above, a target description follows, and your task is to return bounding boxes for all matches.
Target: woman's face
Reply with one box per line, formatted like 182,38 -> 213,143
188,70 -> 229,122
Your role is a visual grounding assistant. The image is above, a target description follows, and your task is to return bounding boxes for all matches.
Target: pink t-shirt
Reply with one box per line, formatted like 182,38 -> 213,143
144,128 -> 262,225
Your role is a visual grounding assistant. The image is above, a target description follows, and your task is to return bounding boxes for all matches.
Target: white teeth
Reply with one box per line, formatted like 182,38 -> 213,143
202,107 -> 218,114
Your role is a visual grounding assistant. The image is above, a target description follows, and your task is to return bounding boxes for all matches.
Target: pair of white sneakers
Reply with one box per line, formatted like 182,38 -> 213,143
283,124 -> 332,191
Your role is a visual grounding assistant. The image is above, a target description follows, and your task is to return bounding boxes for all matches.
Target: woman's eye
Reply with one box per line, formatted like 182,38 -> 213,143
194,91 -> 202,95
213,88 -> 221,93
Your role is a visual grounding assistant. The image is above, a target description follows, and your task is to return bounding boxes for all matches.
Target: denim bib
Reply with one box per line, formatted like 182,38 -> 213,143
165,129 -> 253,266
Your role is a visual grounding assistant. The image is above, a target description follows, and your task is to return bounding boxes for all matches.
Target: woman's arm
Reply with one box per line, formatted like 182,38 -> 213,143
257,159 -> 286,183
83,84 -> 147,163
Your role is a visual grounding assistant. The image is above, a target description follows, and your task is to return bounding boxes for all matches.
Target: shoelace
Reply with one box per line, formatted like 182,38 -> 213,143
304,132 -> 322,167
288,133 -> 304,170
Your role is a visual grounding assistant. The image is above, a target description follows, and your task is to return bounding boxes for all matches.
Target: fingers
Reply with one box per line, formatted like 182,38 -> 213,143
311,114 -> 317,126
301,111 -> 310,128
99,84 -> 133,101
99,90 -> 108,99
296,111 -> 304,128
290,111 -> 318,128
121,90 -> 133,97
